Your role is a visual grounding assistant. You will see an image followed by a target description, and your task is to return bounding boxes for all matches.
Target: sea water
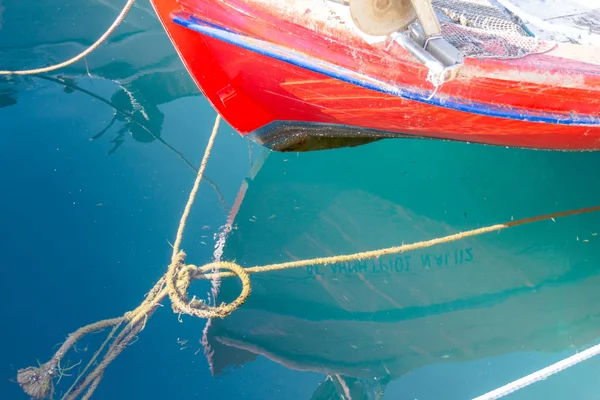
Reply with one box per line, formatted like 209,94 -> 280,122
2,1 -> 600,399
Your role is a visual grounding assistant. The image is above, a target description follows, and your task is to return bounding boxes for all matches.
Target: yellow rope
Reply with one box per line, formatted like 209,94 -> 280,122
9,2 -> 600,397
176,204 -> 600,317
192,205 -> 600,280
0,0 -> 135,75
15,110 -> 600,399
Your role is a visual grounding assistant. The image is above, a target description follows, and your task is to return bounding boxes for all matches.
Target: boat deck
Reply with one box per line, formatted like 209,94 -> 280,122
495,0 -> 600,45
235,0 -> 600,47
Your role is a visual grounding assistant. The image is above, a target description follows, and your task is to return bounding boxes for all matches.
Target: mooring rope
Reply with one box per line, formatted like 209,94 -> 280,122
0,0 -> 135,75
8,0 -> 600,398
15,111 -> 600,399
473,341 -> 600,399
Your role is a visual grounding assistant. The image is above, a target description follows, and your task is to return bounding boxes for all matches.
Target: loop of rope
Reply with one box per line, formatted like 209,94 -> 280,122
10,2 -> 600,398
0,0 -> 135,75
166,254 -> 251,319
163,205 -> 600,320
186,205 -> 600,285
15,109 -> 600,400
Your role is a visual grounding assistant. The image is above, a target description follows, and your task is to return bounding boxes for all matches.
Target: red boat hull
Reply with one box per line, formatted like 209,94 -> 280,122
149,0 -> 600,151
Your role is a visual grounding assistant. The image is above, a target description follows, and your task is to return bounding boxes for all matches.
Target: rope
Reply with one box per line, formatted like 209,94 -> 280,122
473,341 -> 600,399
14,110 -> 600,399
8,1 -> 600,397
160,204 -> 600,321
0,0 -> 135,75
189,204 -> 600,281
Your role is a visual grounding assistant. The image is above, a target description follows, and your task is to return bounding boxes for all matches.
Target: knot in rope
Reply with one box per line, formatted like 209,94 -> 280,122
166,251 -> 251,319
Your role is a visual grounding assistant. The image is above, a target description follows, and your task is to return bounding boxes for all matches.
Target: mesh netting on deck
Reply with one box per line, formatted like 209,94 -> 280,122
430,0 -> 555,59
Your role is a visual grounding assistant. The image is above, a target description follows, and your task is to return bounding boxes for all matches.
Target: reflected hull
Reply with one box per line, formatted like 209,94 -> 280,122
194,141 -> 600,387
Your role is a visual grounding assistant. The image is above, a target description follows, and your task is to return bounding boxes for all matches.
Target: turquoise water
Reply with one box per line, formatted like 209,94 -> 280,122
2,1 -> 600,399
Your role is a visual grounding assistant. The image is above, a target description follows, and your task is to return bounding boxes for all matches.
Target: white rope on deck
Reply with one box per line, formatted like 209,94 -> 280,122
473,341 -> 600,400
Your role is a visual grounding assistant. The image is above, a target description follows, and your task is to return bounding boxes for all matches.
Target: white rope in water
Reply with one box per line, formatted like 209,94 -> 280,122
473,342 -> 600,400
0,0 -> 135,75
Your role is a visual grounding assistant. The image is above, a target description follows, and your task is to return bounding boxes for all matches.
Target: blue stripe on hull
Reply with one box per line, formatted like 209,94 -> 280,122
172,13 -> 600,127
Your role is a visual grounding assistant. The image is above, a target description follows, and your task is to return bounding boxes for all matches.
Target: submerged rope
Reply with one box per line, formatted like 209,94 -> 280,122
0,0 -> 135,75
15,109 -> 600,398
8,0 -> 600,398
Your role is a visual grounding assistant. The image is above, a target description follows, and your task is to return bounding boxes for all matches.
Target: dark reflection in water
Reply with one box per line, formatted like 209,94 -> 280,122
0,83 -> 18,108
0,66 -> 196,150
0,0 -> 195,147
17,71 -> 229,209
0,7 -> 230,207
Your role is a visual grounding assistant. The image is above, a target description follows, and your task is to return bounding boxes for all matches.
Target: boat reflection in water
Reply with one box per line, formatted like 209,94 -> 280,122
204,141 -> 600,398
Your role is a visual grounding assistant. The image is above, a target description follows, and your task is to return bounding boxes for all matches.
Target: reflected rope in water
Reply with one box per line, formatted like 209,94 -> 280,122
7,0 -> 600,398
35,74 -> 229,211
15,111 -> 600,399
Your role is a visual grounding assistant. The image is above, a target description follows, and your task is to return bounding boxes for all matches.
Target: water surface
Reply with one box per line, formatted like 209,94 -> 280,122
2,1 -> 600,399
